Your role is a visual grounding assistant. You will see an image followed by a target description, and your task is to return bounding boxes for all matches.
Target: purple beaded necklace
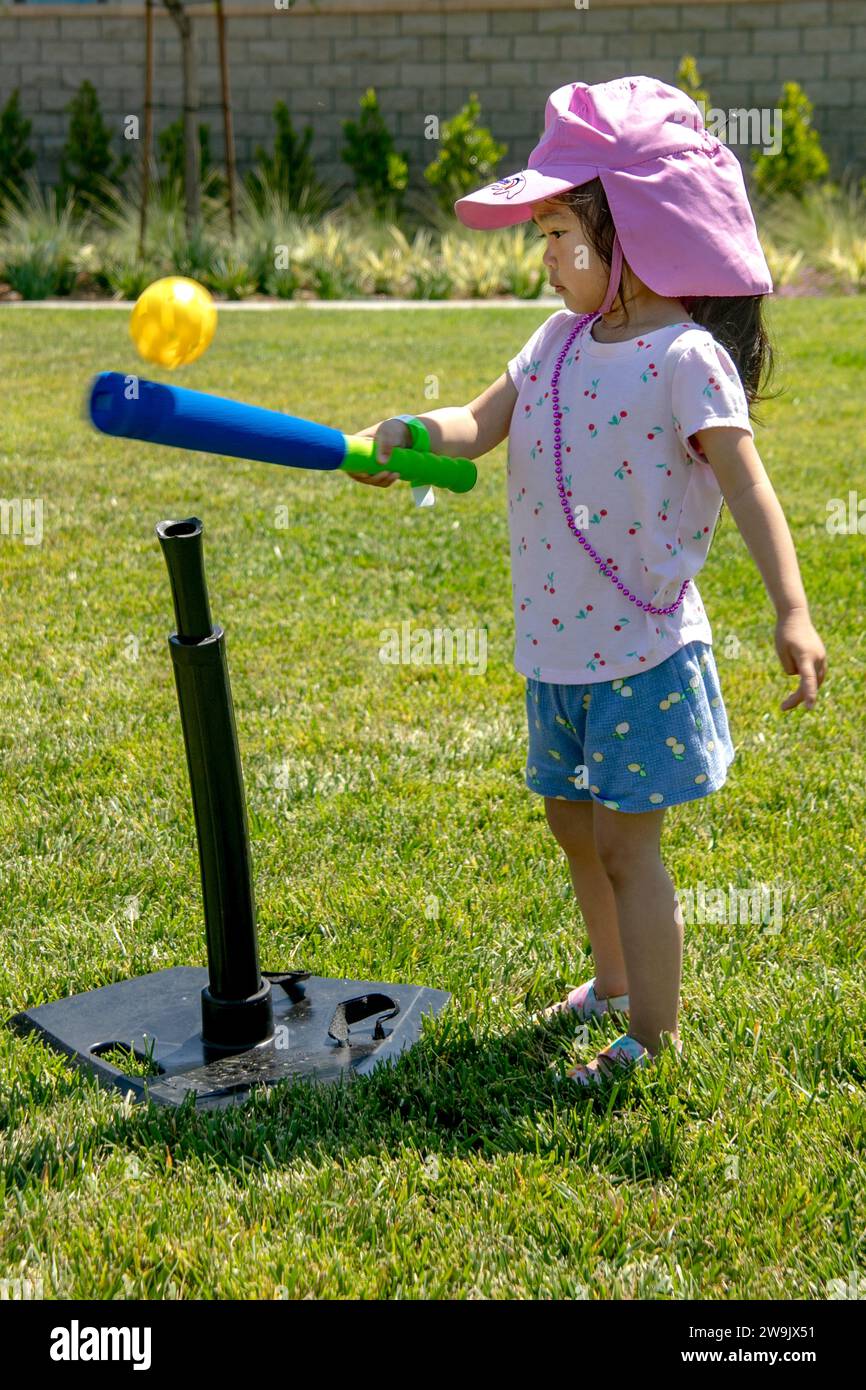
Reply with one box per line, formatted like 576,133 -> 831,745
551,312 -> 690,618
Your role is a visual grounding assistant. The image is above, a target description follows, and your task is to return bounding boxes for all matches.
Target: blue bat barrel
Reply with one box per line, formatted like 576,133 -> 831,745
88,371 -> 347,472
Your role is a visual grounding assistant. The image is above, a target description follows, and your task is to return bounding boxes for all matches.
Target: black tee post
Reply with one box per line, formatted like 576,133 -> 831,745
156,517 -> 273,1049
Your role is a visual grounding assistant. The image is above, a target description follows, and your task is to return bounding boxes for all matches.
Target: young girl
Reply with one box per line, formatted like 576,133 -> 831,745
348,77 -> 827,1086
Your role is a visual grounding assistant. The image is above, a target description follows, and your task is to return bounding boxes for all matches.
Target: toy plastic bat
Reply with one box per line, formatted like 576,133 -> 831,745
88,372 -> 477,507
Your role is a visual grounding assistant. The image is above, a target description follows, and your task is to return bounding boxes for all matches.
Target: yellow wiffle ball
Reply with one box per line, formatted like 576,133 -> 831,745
130,276 -> 217,369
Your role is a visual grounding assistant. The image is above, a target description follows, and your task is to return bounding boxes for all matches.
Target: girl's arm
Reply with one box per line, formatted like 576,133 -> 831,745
347,373 -> 519,486
694,426 -> 827,713
408,371 -> 519,460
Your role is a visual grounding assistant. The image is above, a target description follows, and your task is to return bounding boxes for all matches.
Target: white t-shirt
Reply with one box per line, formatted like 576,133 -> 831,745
506,309 -> 753,683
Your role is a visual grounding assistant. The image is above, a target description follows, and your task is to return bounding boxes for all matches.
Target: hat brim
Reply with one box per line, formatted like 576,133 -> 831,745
454,167 -> 599,229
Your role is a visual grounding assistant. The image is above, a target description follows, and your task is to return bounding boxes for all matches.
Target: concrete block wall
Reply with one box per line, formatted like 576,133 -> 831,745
0,0 -> 863,193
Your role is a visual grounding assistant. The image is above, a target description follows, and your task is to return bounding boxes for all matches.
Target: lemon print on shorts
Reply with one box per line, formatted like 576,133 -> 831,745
659,691 -> 682,711
665,736 -> 686,761
587,749 -> 604,797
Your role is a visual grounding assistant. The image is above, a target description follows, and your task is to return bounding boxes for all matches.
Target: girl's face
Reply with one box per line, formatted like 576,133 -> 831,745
530,198 -> 621,316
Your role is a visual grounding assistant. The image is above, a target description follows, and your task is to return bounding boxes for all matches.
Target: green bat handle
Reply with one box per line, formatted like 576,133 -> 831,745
340,434 -> 477,494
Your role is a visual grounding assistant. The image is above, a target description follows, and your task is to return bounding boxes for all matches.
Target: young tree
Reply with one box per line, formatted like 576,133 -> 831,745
162,0 -> 201,235
245,101 -> 328,212
139,0 -> 156,257
342,87 -> 409,219
423,94 -> 507,218
0,89 -> 36,207
58,80 -> 129,211
214,0 -> 237,235
751,82 -> 830,198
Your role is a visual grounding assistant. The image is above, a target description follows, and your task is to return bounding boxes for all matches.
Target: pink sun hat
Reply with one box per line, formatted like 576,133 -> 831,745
454,75 -> 773,302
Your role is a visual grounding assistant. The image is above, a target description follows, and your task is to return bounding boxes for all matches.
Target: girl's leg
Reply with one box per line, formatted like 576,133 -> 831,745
543,797 -> 629,999
592,803 -> 682,1056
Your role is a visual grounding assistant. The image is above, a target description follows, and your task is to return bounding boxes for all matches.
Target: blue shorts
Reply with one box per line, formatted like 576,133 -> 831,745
525,640 -> 735,813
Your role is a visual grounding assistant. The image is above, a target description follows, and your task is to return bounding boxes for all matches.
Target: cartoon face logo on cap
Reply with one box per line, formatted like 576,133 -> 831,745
488,174 -> 526,200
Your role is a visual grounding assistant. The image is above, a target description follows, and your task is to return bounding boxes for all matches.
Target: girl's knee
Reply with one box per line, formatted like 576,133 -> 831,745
544,797 -> 597,859
592,806 -> 667,880
596,842 -> 667,883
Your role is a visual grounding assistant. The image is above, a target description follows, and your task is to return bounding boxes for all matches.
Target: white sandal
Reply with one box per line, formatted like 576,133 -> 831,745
560,1032 -> 683,1087
531,976 -> 630,1025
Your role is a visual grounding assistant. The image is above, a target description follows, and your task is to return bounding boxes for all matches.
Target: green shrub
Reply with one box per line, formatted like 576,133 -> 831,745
158,117 -> 212,182
165,225 -> 220,281
405,232 -> 452,299
0,179 -> 78,298
751,82 -> 830,199
204,247 -> 258,299
757,179 -> 866,293
236,184 -> 306,296
98,178 -> 231,267
423,93 -> 507,218
341,87 -> 409,219
0,89 -> 36,209
58,80 -> 130,213
157,118 -> 226,199
99,254 -> 161,301
245,102 -> 330,216
265,269 -> 299,298
504,225 -> 547,299
290,222 -> 365,299
3,244 -> 76,299
156,116 -> 229,201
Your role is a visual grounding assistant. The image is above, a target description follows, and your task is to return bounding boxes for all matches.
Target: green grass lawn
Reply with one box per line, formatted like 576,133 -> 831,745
0,302 -> 864,1300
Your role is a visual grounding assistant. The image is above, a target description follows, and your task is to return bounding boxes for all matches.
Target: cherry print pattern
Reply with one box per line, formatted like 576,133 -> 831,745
506,313 -> 752,683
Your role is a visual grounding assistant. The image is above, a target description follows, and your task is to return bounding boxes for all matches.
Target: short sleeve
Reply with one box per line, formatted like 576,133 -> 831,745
507,310 -> 568,391
671,335 -> 753,465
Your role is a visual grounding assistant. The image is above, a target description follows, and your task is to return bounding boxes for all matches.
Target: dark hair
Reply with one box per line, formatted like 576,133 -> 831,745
550,179 -> 782,427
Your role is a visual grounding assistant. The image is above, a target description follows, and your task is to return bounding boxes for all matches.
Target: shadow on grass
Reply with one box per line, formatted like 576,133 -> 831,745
2,1008 -> 685,1188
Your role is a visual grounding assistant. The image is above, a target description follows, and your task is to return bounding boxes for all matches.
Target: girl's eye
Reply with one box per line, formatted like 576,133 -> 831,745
534,230 -> 563,240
